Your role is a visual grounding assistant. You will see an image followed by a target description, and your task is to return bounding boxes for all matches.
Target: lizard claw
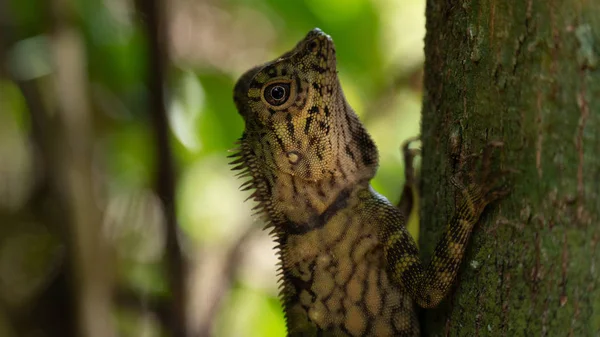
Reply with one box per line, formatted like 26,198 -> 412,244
396,136 -> 421,214
455,141 -> 514,211
480,140 -> 504,183
401,136 -> 421,187
483,167 -> 518,202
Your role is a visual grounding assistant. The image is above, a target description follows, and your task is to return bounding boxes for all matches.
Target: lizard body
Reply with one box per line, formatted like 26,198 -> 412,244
231,28 -> 507,337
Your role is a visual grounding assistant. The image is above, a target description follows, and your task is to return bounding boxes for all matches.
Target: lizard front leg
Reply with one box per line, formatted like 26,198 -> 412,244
382,141 -> 510,308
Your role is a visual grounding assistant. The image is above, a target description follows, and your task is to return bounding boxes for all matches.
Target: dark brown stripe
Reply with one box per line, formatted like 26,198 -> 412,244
286,113 -> 295,138
311,64 -> 327,73
285,188 -> 352,235
316,146 -> 324,161
319,121 -> 330,134
345,144 -> 355,160
274,133 -> 286,150
304,116 -> 314,134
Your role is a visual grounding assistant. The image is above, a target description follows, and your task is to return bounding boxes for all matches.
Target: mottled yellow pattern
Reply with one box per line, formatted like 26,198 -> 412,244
231,28 -> 508,336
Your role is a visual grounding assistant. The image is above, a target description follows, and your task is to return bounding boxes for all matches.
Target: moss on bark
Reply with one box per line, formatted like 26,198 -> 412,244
420,1 -> 600,335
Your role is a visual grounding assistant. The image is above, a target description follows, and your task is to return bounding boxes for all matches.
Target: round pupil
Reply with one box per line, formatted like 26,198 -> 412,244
264,82 -> 291,106
271,86 -> 285,100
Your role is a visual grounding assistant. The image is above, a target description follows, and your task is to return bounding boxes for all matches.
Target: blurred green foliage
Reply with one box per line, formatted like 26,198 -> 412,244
1,0 -> 424,335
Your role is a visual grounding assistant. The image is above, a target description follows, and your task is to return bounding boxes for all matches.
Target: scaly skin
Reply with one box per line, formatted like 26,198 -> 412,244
231,28 -> 508,337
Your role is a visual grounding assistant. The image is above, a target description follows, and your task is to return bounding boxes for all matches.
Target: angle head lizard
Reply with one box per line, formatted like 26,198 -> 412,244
231,28 -> 509,337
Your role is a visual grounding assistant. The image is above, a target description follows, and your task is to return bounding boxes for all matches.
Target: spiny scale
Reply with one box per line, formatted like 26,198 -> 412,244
239,180 -> 253,191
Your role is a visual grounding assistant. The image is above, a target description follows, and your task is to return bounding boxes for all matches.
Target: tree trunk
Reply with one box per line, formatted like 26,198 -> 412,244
420,1 -> 600,336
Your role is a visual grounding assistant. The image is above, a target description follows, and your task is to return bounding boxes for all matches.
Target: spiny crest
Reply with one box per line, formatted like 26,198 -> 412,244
228,139 -> 264,205
229,137 -> 285,234
229,141 -> 292,325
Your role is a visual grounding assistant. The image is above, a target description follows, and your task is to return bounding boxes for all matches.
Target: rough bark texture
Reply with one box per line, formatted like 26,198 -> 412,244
420,1 -> 600,336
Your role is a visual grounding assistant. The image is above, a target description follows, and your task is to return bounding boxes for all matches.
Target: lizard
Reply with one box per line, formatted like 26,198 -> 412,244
230,28 -> 509,337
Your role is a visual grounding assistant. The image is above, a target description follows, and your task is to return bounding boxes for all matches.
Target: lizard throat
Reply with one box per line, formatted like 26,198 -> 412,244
284,187 -> 352,234
230,136 -> 371,232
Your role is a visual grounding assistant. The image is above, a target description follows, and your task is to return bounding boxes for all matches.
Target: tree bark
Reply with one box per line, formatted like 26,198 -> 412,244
420,1 -> 600,336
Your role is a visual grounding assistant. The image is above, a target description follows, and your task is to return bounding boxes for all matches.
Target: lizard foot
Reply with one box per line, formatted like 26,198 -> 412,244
452,141 -> 513,213
401,136 -> 421,187
396,136 -> 421,213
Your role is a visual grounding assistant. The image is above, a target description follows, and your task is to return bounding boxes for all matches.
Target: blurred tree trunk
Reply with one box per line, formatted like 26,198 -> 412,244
420,1 -> 600,336
0,0 -> 116,335
136,1 -> 190,336
47,0 -> 117,336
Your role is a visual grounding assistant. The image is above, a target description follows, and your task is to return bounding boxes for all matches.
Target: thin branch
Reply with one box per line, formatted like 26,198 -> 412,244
195,224 -> 261,337
135,1 -> 189,336
0,1 -> 76,336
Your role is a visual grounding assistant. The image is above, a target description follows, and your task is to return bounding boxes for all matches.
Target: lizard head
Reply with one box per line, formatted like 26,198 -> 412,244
233,28 -> 378,183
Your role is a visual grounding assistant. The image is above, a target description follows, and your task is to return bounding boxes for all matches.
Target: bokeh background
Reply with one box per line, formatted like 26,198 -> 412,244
0,0 -> 424,336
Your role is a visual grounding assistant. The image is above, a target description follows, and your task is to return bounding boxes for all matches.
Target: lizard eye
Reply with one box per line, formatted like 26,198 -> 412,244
263,82 -> 291,106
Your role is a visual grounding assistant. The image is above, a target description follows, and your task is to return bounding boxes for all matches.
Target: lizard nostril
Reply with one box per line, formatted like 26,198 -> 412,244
307,40 -> 319,53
